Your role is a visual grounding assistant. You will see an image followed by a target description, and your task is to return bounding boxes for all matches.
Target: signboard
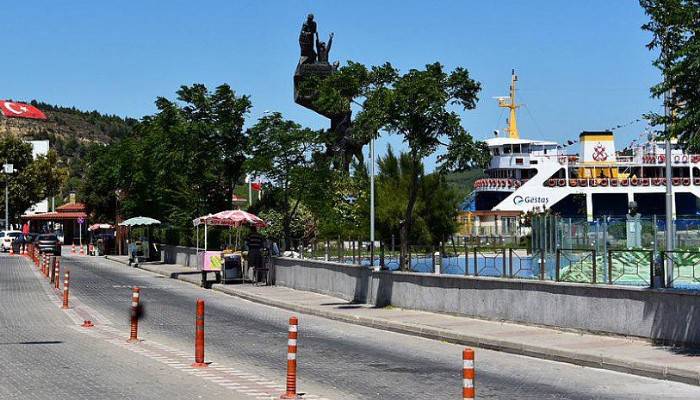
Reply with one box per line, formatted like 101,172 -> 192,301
198,251 -> 223,272
77,217 -> 85,225
3,163 -> 13,174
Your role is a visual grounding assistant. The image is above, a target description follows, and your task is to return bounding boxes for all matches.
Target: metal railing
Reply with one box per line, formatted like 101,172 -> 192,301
556,248 -> 597,284
607,249 -> 654,287
288,239 -> 700,290
662,250 -> 700,288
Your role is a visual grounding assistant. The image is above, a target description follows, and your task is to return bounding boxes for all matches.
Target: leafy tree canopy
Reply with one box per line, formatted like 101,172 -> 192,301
312,61 -> 485,268
641,0 -> 700,147
0,135 -> 68,224
80,84 -> 251,245
245,112 -> 322,248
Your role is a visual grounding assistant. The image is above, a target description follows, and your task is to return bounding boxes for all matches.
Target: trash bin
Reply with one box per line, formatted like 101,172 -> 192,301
222,254 -> 242,283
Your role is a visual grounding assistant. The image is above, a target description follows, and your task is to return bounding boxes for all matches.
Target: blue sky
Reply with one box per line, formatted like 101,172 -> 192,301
1,1 -> 660,170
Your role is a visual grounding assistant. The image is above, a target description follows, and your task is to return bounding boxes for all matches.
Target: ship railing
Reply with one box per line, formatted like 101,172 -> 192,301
473,178 -> 525,190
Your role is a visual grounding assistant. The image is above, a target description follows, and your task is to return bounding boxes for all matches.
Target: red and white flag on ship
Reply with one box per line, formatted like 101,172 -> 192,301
0,101 -> 47,120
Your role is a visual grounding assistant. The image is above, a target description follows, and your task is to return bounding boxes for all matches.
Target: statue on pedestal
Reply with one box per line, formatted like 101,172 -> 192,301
293,14 -> 362,170
626,201 -> 642,249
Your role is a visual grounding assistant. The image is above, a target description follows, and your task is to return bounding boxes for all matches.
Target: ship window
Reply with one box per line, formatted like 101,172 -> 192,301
521,144 -> 530,153
503,146 -> 512,154
513,144 -> 521,153
492,148 -> 500,156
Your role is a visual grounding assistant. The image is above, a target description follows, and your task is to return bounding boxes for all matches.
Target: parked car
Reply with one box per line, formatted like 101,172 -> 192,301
0,230 -> 22,252
55,229 -> 65,245
34,233 -> 62,255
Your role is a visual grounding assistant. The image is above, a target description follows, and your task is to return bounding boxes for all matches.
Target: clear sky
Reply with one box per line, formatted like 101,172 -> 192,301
0,1 -> 660,170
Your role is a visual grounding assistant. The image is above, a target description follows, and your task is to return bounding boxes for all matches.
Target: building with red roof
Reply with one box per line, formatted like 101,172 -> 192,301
21,201 -> 88,244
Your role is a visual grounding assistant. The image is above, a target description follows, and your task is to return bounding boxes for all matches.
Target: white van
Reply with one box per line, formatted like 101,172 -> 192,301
0,230 -> 22,252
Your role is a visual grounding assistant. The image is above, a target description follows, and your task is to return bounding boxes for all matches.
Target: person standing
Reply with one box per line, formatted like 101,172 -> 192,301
21,222 -> 29,253
246,227 -> 265,283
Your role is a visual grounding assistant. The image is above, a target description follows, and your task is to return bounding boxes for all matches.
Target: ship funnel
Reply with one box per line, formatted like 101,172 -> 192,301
580,131 -> 616,163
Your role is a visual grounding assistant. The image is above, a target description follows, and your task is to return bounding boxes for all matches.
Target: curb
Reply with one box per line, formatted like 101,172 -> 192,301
103,256 -> 700,386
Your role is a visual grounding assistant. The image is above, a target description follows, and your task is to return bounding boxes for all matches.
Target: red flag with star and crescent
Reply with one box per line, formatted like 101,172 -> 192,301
0,101 -> 47,120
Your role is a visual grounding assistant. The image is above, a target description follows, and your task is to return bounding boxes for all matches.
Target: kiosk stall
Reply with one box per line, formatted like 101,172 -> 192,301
118,216 -> 161,264
192,209 -> 266,283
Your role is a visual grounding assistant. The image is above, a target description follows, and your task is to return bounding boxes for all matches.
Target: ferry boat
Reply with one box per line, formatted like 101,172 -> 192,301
466,71 -> 700,234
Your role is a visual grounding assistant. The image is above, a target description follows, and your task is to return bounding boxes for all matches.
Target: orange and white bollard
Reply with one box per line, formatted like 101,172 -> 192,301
463,348 -> 475,399
9,244 -> 14,256
62,270 -> 70,309
54,259 -> 60,290
71,243 -> 76,254
79,245 -> 85,256
192,299 -> 207,367
49,256 -> 55,284
281,316 -> 301,399
127,287 -> 141,343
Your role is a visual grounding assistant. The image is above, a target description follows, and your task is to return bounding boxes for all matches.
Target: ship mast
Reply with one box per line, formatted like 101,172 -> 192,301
497,69 -> 520,139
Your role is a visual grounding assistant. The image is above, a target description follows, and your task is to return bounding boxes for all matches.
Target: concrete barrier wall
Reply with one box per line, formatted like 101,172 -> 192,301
273,258 -> 371,303
161,245 -> 198,268
273,257 -> 700,346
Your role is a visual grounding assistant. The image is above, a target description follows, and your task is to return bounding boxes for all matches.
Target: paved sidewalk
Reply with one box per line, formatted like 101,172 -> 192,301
105,255 -> 700,386
0,254 -> 254,400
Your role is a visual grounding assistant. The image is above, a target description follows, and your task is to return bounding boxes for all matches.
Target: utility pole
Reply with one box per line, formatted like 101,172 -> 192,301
4,176 -> 8,231
664,146 -> 674,286
370,137 -> 375,265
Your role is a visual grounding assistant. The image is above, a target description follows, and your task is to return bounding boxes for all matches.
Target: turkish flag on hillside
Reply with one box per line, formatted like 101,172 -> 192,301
251,182 -> 262,191
0,101 -> 47,120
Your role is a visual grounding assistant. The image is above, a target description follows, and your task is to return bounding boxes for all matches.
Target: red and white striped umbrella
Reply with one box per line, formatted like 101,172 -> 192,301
193,209 -> 266,228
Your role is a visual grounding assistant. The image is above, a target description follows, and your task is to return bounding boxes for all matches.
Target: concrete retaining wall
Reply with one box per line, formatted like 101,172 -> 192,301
273,257 -> 700,346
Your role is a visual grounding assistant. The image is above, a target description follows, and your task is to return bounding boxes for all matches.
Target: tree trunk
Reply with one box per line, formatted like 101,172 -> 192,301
399,154 -> 421,271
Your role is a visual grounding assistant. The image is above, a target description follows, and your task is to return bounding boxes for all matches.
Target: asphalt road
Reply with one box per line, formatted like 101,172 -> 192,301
41,254 -> 700,399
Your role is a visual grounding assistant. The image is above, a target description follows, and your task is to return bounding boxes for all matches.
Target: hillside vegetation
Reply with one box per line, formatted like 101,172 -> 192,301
0,101 -> 138,194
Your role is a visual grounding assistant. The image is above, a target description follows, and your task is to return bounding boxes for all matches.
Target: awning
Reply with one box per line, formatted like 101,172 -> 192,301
88,223 -> 114,231
119,216 -> 161,227
21,211 -> 87,221
192,209 -> 265,228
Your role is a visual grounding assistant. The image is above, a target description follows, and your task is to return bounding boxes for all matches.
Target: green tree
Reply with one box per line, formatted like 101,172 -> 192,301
314,62 -> 484,269
375,146 -> 460,247
80,84 -> 251,245
33,149 -> 69,209
640,0 -> 700,147
245,113 -> 322,248
0,135 -> 66,225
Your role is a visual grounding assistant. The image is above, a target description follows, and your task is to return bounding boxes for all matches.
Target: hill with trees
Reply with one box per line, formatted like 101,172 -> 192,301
0,101 -> 138,196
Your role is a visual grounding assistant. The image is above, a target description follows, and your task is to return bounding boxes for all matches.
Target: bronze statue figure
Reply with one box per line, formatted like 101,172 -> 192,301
316,32 -> 333,63
299,14 -> 317,64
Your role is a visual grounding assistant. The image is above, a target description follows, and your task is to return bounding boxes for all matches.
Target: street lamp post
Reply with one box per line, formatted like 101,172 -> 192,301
370,138 -> 375,266
3,163 -> 15,231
